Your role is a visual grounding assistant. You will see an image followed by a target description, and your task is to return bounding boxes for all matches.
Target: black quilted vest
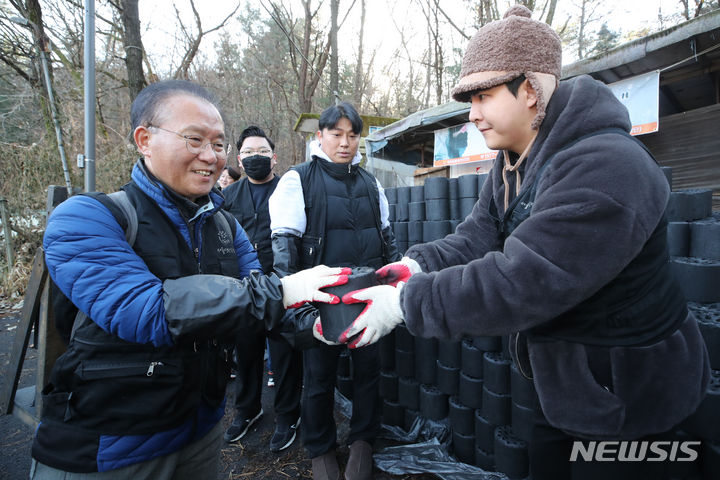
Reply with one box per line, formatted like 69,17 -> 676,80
294,158 -> 385,270
223,176 -> 279,273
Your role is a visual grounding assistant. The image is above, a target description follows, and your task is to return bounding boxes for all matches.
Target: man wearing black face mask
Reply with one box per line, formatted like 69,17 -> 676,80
222,126 -> 303,453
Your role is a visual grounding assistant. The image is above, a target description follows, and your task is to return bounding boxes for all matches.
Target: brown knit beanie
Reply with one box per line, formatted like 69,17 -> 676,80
451,5 -> 562,129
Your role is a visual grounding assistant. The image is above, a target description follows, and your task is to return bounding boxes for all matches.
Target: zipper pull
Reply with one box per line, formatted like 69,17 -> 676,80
348,163 -> 351,173
146,361 -> 162,376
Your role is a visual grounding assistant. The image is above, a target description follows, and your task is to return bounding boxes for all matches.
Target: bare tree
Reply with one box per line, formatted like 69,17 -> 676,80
537,0 -> 559,25
118,0 -> 145,101
330,0 -> 339,97
1,0 -> 58,139
418,0 -> 444,104
265,1 -> 331,113
468,0 -> 500,27
679,0 -> 720,19
352,0 -> 366,108
433,0 -> 470,39
557,0 -> 605,61
173,0 -> 240,79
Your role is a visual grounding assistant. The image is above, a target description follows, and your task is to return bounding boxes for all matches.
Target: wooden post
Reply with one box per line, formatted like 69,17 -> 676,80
0,196 -> 13,275
35,275 -> 66,413
0,249 -> 47,414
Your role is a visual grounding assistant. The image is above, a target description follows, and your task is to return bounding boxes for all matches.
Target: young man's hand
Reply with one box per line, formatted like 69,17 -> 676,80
338,283 -> 405,348
280,265 -> 351,308
376,257 -> 421,287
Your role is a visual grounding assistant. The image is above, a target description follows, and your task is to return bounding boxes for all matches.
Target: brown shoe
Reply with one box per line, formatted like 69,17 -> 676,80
312,450 -> 340,480
344,440 -> 373,480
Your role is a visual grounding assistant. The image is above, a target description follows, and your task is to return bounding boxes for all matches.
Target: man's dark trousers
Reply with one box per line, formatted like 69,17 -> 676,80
301,342 -> 380,458
233,330 -> 302,425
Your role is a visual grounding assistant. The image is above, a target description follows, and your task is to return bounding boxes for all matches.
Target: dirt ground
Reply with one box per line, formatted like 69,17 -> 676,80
0,305 -> 435,480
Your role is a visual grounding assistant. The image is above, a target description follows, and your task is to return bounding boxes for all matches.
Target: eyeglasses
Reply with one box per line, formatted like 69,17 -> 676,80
238,148 -> 273,156
149,125 -> 228,157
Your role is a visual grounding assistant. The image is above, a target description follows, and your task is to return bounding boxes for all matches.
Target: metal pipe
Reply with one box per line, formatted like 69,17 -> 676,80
84,0 -> 96,192
38,49 -> 72,196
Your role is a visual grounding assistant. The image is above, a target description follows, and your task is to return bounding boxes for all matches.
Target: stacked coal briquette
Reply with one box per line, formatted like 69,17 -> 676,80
662,166 -> 720,476
379,174 -> 534,480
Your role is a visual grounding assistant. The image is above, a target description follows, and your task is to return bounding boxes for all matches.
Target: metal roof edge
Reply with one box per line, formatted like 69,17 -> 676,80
562,8 -> 720,79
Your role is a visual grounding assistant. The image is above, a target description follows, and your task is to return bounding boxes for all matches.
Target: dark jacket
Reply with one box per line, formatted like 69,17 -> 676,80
269,151 -> 400,345
401,75 -> 710,439
34,160 -> 286,472
223,175 -> 280,273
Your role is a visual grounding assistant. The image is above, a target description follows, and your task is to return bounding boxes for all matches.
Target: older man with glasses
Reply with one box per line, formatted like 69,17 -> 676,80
30,80 -> 349,479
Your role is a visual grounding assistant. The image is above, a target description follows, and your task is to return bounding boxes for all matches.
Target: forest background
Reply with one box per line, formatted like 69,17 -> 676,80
1,0 -> 719,299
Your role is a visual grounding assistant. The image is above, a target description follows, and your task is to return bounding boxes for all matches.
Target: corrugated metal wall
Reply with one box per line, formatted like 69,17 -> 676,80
640,103 -> 720,210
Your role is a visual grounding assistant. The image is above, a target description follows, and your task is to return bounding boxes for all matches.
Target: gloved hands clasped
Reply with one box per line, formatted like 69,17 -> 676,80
338,283 -> 405,349
280,265 -> 351,308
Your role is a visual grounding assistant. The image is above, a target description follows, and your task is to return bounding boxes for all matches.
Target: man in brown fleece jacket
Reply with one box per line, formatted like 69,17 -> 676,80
335,5 -> 710,480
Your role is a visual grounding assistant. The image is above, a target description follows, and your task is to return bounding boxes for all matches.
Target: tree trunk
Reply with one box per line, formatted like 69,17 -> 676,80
544,0 -> 558,25
120,0 -> 146,101
352,0 -> 366,109
433,2 -> 442,104
330,0 -> 339,99
23,0 -> 57,142
680,0 -> 690,20
577,0 -> 587,59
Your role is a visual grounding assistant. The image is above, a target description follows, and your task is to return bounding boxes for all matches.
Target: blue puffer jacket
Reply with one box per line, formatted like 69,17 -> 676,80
34,161 -> 282,472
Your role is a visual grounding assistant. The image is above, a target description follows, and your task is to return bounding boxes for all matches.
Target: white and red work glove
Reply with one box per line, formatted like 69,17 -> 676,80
312,317 -> 341,346
375,257 -> 422,287
280,265 -> 351,308
338,283 -> 405,349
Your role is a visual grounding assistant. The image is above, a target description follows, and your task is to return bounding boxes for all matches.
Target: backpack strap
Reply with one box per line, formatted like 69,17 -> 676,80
67,190 -> 139,341
108,190 -> 138,246
83,190 -> 138,247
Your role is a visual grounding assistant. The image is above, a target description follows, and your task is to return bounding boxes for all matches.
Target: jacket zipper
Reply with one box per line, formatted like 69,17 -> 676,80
80,360 -> 166,379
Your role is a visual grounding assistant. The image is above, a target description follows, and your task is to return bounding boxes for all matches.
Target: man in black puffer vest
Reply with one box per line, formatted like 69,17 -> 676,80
223,126 -> 303,452
269,103 -> 400,480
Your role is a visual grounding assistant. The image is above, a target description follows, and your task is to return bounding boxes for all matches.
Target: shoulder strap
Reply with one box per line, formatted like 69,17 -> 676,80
67,190 -> 138,342
215,209 -> 237,239
108,191 -> 138,246
82,190 -> 138,246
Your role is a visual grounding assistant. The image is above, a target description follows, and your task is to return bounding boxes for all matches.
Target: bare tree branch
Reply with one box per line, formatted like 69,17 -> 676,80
173,0 -> 241,79
433,0 -> 470,39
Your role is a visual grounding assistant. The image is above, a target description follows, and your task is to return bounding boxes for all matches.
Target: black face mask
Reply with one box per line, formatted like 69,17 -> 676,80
241,155 -> 272,181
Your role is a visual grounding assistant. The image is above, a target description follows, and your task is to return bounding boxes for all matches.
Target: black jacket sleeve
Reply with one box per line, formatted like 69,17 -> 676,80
272,233 -> 301,278
271,232 -> 324,348
382,225 -> 402,263
163,271 -> 285,343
